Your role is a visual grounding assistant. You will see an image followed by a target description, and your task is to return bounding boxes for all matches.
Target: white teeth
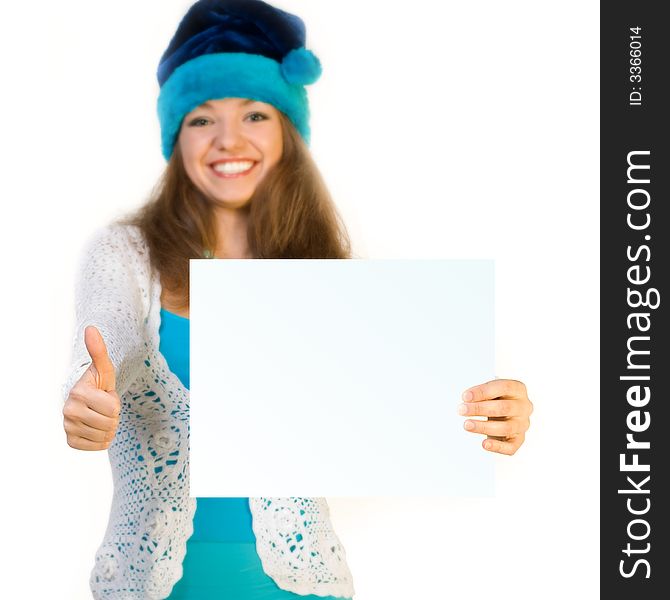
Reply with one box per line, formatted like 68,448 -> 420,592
212,161 -> 254,174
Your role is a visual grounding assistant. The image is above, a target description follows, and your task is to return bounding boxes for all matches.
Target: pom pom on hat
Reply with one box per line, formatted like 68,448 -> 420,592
281,48 -> 322,86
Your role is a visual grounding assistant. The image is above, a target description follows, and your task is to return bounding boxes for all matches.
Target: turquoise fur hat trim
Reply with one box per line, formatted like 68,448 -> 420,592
156,0 -> 322,161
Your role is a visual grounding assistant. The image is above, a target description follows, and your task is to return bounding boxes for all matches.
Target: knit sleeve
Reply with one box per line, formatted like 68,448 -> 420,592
61,223 -> 151,402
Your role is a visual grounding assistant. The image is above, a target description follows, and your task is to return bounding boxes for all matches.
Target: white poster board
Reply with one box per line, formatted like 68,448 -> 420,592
190,259 -> 495,497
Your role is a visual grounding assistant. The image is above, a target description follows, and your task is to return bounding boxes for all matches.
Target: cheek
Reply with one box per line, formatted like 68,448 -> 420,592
178,128 -> 204,157
180,151 -> 195,181
178,138 -> 202,178
264,126 -> 283,167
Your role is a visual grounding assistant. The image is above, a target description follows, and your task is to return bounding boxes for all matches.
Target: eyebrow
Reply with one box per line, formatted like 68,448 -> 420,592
200,99 -> 258,109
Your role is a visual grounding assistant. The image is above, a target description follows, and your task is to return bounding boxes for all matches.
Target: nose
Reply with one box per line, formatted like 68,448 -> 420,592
212,116 -> 244,151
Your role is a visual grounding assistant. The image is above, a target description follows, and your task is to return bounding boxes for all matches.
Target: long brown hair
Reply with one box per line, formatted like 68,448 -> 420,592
118,111 -> 351,312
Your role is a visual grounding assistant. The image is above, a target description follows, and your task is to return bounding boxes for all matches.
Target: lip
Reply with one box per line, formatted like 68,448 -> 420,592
209,159 -> 258,179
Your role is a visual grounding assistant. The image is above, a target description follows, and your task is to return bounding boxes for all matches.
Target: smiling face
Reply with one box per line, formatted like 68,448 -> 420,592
177,98 -> 284,209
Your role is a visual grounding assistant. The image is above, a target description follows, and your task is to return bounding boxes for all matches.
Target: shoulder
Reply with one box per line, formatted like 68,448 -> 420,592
76,222 -> 153,287
87,222 -> 146,245
82,222 -> 149,259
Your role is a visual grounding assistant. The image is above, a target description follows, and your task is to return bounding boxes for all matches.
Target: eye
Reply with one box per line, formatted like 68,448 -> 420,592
246,112 -> 269,122
187,117 -> 210,127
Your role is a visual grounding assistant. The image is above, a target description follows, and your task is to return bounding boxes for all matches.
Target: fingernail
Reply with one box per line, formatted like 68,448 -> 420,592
462,390 -> 474,402
484,440 -> 492,450
464,420 -> 475,431
457,404 -> 468,415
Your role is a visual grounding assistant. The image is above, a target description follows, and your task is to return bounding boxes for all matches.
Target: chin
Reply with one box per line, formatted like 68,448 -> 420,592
211,196 -> 253,210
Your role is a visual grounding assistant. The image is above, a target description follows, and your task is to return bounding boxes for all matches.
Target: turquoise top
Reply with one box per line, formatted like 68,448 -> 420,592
158,307 -> 351,599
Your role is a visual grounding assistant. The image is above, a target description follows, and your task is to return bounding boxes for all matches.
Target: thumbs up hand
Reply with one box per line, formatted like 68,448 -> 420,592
63,326 -> 121,451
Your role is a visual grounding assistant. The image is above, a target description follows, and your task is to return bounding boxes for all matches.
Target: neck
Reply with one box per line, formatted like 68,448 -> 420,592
212,206 -> 252,259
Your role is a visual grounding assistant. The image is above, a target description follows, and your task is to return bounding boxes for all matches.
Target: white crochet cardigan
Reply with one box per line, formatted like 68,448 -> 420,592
62,223 -> 355,600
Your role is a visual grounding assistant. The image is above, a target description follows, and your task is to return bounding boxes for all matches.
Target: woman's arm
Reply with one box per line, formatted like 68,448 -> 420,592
61,224 -> 149,403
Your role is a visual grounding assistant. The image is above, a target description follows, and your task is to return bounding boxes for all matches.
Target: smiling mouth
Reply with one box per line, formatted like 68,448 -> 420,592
210,161 -> 256,178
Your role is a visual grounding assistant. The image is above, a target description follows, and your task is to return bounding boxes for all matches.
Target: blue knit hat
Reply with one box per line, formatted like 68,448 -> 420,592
157,0 -> 322,160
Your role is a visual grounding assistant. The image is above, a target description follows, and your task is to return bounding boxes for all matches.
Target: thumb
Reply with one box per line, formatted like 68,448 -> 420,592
84,326 -> 116,393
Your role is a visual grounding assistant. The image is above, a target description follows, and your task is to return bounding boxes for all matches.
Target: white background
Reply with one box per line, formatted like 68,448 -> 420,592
1,1 -> 599,599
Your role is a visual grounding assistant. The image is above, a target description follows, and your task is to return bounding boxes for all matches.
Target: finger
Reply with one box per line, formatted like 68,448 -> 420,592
63,416 -> 115,444
78,404 -> 119,432
482,434 -> 524,456
74,385 -> 121,419
84,326 -> 116,393
462,379 -> 526,403
463,417 -> 527,437
66,435 -> 111,452
458,399 -> 523,418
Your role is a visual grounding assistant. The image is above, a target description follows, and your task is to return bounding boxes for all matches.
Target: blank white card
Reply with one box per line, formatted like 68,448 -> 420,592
190,259 -> 494,497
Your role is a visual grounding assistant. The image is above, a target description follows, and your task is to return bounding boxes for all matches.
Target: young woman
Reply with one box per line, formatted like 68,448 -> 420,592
61,1 -> 533,598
